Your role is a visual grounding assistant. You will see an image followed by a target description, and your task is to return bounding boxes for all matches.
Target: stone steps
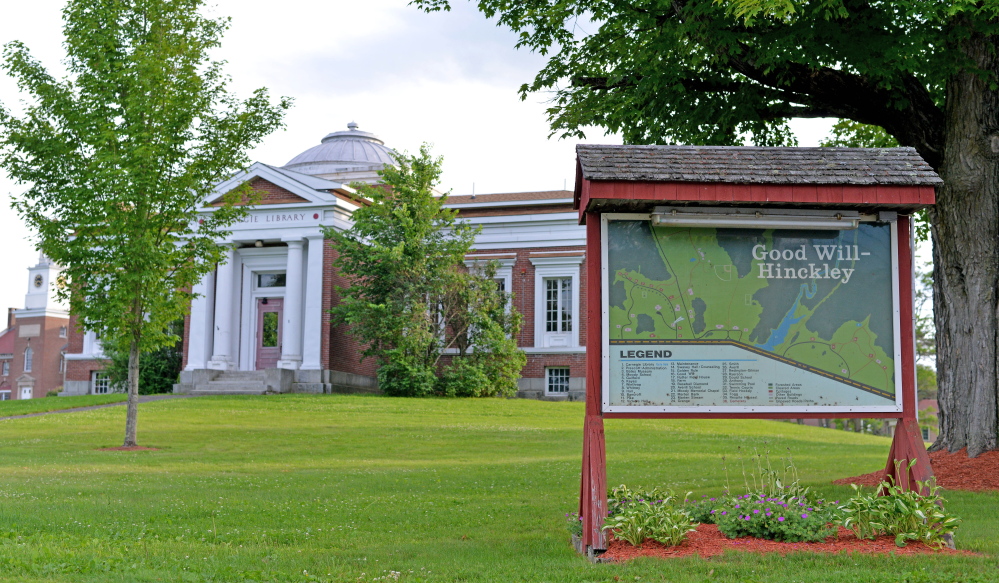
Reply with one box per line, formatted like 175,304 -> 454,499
190,370 -> 269,395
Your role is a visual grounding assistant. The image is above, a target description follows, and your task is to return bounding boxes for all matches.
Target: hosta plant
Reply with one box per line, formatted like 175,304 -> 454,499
838,463 -> 961,548
602,487 -> 697,547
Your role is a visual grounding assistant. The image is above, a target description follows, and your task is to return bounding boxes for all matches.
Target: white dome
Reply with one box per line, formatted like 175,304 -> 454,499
283,122 -> 395,176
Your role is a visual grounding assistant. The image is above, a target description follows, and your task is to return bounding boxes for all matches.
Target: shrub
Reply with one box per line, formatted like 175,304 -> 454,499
565,512 -> 583,537
838,467 -> 961,548
686,495 -> 733,524
714,494 -> 838,542
377,352 -> 437,397
602,499 -> 697,547
603,485 -> 697,547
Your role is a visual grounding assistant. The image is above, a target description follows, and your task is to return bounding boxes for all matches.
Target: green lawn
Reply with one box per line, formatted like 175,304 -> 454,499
0,394 -> 995,582
0,393 -> 127,417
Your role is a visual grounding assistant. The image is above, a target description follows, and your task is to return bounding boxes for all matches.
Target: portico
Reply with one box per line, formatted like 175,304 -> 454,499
178,162 -> 362,393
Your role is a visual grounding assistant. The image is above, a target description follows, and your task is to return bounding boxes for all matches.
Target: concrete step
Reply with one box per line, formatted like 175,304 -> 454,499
190,389 -> 269,396
215,372 -> 266,380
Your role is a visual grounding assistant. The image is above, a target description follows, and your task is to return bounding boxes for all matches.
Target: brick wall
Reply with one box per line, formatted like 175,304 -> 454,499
212,177 -> 310,206
10,313 -> 71,397
323,240 -> 378,378
471,246 -> 588,350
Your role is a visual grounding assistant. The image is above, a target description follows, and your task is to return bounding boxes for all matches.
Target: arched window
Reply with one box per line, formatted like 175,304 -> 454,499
23,347 -> 33,372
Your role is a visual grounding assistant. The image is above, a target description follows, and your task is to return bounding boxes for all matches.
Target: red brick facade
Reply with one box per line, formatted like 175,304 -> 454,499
323,240 -> 378,378
0,311 -> 71,399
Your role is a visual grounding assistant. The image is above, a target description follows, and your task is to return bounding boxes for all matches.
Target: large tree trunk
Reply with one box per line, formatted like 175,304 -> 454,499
123,336 -> 140,447
929,29 -> 999,458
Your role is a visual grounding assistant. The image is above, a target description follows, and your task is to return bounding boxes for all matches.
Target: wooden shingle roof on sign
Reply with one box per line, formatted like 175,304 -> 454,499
576,145 -> 943,186
573,145 -> 940,222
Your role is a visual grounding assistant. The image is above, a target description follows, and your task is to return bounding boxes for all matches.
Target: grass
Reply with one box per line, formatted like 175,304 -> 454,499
0,393 -> 127,417
0,394 -> 995,582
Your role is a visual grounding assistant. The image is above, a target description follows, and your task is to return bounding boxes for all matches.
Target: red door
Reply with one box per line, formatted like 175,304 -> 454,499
256,297 -> 283,369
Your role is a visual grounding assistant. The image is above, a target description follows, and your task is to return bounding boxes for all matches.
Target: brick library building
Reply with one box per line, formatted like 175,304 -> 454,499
59,123 -> 589,400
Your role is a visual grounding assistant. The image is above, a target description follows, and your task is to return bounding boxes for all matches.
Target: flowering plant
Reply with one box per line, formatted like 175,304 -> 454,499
602,498 -> 697,547
714,494 -> 838,542
565,512 -> 583,537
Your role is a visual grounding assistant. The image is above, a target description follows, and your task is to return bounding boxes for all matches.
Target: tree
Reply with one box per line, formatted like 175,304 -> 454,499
415,0 -> 999,456
327,145 -> 525,397
105,319 -> 185,395
0,0 -> 289,446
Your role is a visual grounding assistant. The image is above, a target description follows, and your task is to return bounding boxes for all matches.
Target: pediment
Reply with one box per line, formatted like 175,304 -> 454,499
205,162 -> 357,208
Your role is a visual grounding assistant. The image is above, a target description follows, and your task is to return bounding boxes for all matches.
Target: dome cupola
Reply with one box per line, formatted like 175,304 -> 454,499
282,122 -> 395,183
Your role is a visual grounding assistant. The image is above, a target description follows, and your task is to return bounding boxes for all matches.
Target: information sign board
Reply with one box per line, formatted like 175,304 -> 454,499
601,214 -> 902,414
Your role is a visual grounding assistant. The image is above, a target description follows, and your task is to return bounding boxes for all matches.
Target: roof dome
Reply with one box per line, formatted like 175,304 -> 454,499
282,122 -> 395,176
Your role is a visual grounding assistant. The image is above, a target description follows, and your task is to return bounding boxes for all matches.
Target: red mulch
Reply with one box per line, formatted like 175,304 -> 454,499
833,448 -> 999,492
600,524 -> 968,561
96,446 -> 159,451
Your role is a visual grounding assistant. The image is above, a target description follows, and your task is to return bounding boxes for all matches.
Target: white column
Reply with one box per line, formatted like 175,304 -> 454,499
207,246 -> 236,370
277,239 -> 304,369
184,271 -> 215,371
301,235 -> 324,370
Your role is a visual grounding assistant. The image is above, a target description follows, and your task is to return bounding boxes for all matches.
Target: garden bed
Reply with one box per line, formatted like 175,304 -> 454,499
599,524 -> 972,561
834,448 -> 999,492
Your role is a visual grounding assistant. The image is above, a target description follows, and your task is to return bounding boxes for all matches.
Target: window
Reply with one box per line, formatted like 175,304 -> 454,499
0,391 -> 9,401
257,273 -> 286,288
1,361 -> 7,376
59,352 -> 65,373
546,367 -> 570,394
92,371 -> 111,394
921,427 -> 930,441
494,278 -> 506,293
23,347 -> 32,372
545,278 -> 573,332
530,254 -> 583,348
261,312 -> 279,347
59,326 -> 67,338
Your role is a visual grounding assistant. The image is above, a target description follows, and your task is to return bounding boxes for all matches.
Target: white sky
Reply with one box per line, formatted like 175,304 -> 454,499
0,0 -> 836,315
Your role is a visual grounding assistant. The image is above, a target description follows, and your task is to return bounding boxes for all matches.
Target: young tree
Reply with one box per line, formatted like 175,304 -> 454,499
327,145 -> 524,397
416,0 -> 999,456
0,0 -> 289,446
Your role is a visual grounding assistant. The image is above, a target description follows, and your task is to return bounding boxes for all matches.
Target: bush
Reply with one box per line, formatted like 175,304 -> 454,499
838,468 -> 961,548
714,494 -> 838,542
436,357 -> 493,397
603,485 -> 697,547
377,353 -> 437,397
105,320 -> 183,395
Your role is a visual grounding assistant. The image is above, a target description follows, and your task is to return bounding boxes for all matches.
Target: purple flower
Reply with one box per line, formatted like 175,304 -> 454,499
734,505 -> 740,509
801,514 -> 809,519
765,512 -> 772,517
721,511 -> 727,515
709,498 -> 716,501
753,509 -> 760,514
778,516 -> 785,522
744,516 -> 751,521
710,510 -> 716,514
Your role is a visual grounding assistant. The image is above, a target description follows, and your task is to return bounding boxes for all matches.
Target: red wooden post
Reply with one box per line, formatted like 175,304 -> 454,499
579,211 -> 607,552
881,214 -> 934,493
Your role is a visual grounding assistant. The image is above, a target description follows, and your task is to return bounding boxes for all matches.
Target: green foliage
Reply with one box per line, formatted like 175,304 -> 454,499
565,512 -> 583,537
686,495 -> 734,524
327,145 -> 524,398
105,320 -> 184,395
839,468 -> 961,548
603,486 -> 697,546
412,0 -> 980,155
714,494 -> 838,542
0,0 -> 288,442
820,120 -> 900,149
736,446 -> 814,502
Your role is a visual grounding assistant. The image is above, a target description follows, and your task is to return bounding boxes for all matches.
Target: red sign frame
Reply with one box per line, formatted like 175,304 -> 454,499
578,209 -> 933,553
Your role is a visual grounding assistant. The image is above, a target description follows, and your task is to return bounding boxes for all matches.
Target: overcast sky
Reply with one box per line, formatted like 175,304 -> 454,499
0,0 -> 836,315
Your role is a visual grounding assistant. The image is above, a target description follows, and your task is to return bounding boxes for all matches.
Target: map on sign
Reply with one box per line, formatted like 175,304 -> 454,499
603,216 -> 900,412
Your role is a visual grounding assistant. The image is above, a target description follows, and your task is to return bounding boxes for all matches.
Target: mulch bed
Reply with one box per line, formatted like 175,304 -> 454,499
599,524 -> 968,561
833,448 -> 999,492
96,446 -> 160,451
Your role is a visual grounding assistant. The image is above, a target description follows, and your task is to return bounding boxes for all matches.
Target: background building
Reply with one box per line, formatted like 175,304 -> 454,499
61,123 -> 587,399
0,253 -> 70,399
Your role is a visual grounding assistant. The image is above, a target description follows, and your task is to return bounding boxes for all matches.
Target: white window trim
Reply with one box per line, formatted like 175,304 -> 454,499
530,255 -> 583,348
23,347 -> 33,373
92,371 -> 111,394
545,366 -> 571,395
1,361 -> 8,376
464,256 -> 516,298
